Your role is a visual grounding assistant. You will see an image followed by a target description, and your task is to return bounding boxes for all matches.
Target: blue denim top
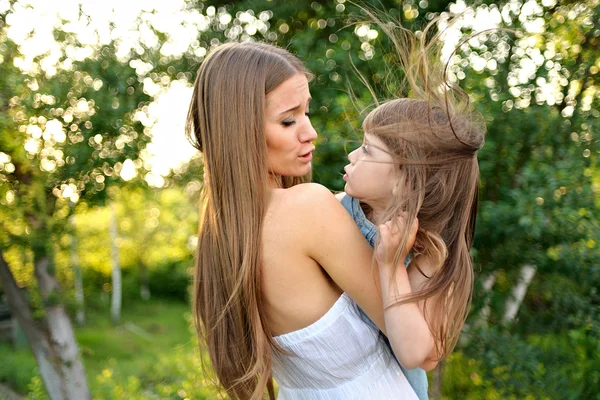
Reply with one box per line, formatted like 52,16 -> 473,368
340,194 -> 429,400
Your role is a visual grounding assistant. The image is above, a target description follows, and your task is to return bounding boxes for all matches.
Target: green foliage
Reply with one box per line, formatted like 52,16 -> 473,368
445,326 -> 600,400
146,261 -> 191,302
0,343 -> 37,394
26,377 -> 48,400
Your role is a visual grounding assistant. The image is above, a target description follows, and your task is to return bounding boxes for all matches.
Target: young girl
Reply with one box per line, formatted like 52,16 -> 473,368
338,16 -> 486,399
188,41 -> 422,400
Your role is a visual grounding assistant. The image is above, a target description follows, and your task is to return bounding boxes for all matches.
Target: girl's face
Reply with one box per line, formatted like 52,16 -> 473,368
264,73 -> 317,179
343,133 -> 398,207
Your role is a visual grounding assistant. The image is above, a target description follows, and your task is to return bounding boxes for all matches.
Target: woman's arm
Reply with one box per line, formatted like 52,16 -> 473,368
296,184 -> 386,327
297,184 -> 431,368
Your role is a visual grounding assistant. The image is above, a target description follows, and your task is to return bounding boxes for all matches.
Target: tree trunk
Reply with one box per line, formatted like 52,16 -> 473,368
70,216 -> 85,325
477,272 -> 498,328
503,264 -> 536,325
0,251 -> 91,400
110,202 -> 122,324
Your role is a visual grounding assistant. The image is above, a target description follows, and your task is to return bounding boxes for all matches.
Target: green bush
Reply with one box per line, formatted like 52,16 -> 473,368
444,326 -> 600,400
0,343 -> 38,394
147,261 -> 191,302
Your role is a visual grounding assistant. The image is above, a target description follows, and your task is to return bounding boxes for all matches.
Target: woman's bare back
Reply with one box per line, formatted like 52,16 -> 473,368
261,184 -> 343,336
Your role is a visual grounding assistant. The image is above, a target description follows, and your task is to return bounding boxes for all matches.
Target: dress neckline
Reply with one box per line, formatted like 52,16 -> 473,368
273,292 -> 351,345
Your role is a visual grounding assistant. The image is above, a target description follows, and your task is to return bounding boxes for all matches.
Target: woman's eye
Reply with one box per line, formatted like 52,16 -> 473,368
361,145 -> 369,154
305,112 -> 311,117
282,120 -> 296,127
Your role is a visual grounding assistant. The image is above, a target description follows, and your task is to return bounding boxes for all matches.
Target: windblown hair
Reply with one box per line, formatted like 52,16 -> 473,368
186,42 -> 310,400
361,13 -> 486,360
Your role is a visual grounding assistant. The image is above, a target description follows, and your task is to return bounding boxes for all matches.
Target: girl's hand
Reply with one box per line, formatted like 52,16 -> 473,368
375,213 -> 418,269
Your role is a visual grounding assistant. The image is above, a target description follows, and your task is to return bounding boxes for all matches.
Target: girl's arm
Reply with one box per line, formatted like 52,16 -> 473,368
406,259 -> 446,370
376,219 -> 435,370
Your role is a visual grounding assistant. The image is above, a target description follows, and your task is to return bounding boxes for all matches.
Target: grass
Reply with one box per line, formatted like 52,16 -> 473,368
0,298 -> 215,398
78,299 -> 194,385
0,341 -> 38,394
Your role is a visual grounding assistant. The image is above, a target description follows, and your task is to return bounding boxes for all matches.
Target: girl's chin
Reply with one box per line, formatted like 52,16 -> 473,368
343,183 -> 353,196
343,186 -> 363,201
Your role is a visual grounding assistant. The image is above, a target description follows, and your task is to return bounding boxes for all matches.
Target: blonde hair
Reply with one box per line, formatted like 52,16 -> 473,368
361,13 -> 485,360
186,42 -> 310,399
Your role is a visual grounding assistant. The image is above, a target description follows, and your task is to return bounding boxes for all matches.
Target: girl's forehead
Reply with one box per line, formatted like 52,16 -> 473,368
363,133 -> 393,157
364,133 -> 387,148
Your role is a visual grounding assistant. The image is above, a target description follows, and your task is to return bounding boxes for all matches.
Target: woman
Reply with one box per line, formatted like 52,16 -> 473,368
187,41 -> 422,400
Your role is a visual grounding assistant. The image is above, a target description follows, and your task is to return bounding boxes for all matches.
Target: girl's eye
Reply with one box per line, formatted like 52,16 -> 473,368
361,145 -> 369,154
305,112 -> 311,117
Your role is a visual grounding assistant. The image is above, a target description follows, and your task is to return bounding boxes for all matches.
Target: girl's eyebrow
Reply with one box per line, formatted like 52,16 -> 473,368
364,140 -> 391,155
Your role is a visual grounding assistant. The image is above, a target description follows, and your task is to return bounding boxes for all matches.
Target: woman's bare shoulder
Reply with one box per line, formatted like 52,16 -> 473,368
267,183 -> 351,231
334,191 -> 347,202
272,183 -> 337,210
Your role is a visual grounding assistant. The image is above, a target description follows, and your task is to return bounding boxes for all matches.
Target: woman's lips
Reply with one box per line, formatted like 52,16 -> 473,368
299,148 -> 315,162
299,152 -> 313,162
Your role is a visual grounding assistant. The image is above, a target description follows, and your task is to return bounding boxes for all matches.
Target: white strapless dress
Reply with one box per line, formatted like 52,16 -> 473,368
272,293 -> 419,400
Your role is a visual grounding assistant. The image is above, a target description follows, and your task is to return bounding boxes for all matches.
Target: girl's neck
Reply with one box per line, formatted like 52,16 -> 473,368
361,201 -> 387,225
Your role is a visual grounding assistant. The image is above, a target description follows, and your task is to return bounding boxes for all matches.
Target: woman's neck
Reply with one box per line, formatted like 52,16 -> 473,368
268,174 -> 283,189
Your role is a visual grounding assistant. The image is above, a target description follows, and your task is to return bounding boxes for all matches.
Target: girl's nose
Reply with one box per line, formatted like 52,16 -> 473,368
348,147 -> 359,164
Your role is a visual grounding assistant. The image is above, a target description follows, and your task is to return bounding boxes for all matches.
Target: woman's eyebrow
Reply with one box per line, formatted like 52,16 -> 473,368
277,98 -> 312,116
278,104 -> 301,116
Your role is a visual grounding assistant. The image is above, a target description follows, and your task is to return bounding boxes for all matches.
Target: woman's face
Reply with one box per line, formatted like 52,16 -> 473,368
343,133 -> 398,207
264,73 -> 316,179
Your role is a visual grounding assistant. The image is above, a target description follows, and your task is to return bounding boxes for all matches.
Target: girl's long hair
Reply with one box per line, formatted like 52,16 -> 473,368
186,42 -> 310,400
361,11 -> 486,360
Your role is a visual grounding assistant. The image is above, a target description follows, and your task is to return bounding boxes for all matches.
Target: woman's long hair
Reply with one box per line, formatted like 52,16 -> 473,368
186,42 -> 310,400
361,12 -> 486,360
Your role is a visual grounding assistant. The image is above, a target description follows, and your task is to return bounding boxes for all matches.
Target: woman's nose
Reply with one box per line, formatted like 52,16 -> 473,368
300,119 -> 318,143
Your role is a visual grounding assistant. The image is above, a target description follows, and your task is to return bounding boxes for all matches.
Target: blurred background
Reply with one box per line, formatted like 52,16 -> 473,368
0,0 -> 598,399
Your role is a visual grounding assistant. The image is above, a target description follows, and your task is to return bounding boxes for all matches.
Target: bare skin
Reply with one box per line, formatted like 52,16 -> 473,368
262,183 -> 393,337
262,184 -> 428,369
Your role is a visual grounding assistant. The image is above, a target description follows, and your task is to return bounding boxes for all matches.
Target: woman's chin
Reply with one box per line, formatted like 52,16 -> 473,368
272,167 -> 312,179
294,164 -> 312,177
